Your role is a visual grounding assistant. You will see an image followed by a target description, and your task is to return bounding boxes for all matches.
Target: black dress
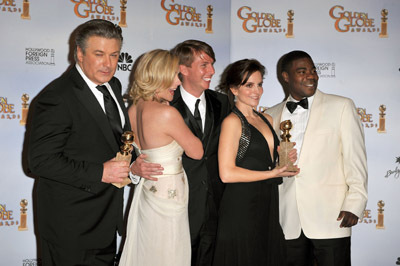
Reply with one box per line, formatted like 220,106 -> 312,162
213,106 -> 286,266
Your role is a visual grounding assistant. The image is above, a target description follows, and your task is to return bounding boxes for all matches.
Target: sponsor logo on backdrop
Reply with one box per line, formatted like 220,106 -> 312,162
357,107 -> 377,129
385,157 -> 400,179
359,200 -> 385,229
0,0 -> 21,15
119,0 -> 127,27
70,0 -> 121,22
117,52 -> 133,71
329,5 -> 388,37
237,6 -> 293,36
0,97 -> 20,120
357,104 -> 387,131
0,203 -> 18,227
359,209 -> 376,225
25,48 -> 55,66
22,259 -> 41,266
160,0 -> 213,33
315,62 -> 336,78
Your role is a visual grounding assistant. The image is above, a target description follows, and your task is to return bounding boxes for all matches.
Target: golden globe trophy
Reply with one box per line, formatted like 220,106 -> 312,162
278,120 -> 297,171
376,200 -> 385,229
379,9 -> 388,38
21,0 -> 31,20
205,5 -> 214,33
285,10 -> 294,38
377,104 -> 386,133
20,94 -> 29,126
18,199 -> 28,231
119,0 -> 127,28
112,131 -> 134,188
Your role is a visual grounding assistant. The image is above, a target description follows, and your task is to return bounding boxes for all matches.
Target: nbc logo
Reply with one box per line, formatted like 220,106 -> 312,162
118,52 -> 133,71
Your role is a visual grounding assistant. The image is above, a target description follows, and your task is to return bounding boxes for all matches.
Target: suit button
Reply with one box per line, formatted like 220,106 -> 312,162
201,180 -> 206,185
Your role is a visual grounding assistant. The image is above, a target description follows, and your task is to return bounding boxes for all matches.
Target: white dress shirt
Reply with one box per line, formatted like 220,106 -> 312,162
179,86 -> 206,132
76,64 -> 125,128
281,95 -> 314,162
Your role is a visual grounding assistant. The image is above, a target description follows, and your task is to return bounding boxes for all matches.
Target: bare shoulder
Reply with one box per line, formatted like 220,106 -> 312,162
222,112 -> 241,128
142,102 -> 180,122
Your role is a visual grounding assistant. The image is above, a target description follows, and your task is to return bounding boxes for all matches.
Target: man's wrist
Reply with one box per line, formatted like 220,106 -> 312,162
129,171 -> 141,185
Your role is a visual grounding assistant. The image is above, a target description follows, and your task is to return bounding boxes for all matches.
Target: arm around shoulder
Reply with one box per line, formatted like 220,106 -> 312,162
163,105 -> 203,160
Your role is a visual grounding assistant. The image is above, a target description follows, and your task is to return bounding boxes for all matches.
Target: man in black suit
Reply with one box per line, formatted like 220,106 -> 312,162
28,19 -> 158,265
170,40 -> 230,266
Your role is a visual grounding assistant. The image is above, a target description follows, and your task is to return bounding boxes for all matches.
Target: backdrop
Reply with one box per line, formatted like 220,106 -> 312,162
1,0 -> 399,265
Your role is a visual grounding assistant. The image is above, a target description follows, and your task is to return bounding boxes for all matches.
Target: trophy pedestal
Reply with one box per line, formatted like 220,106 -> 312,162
112,152 -> 132,188
278,142 -> 297,172
18,213 -> 28,231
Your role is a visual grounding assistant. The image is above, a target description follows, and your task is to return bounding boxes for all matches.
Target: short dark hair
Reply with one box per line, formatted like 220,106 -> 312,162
281,50 -> 313,74
217,59 -> 266,108
74,19 -> 123,60
170,39 -> 215,67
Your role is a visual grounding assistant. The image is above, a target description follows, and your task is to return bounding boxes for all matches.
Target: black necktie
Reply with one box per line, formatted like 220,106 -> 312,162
194,99 -> 203,134
96,85 -> 123,145
286,98 -> 309,114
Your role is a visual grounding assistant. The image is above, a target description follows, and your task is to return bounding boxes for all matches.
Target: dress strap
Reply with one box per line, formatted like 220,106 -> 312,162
231,106 -> 251,164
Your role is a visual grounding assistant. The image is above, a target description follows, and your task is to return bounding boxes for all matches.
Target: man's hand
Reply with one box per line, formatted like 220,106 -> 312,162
337,211 -> 359,228
101,159 -> 130,184
130,154 -> 164,181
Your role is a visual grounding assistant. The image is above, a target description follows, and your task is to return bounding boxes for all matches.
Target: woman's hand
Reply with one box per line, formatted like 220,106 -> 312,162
270,165 -> 300,178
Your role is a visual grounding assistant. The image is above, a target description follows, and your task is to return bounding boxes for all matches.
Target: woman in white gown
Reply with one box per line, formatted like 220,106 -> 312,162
119,49 -> 203,266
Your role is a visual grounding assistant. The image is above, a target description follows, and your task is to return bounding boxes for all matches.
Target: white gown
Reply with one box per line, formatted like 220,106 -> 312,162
119,140 -> 191,266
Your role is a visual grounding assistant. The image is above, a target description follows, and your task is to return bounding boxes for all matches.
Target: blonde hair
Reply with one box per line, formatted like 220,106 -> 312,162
129,49 -> 179,104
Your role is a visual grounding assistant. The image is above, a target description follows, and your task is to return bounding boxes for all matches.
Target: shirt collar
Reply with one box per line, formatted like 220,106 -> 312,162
180,86 -> 206,111
75,63 -> 109,90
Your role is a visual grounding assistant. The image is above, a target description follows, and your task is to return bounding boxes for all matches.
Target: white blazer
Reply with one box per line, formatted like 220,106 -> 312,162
266,90 -> 368,240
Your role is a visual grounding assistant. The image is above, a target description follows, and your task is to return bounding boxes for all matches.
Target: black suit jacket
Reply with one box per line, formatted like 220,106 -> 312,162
28,66 -> 130,249
170,88 -> 230,238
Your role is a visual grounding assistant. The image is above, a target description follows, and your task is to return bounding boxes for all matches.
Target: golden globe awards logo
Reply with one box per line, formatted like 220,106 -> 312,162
237,6 -> 292,36
329,5 -> 382,35
71,0 -> 119,22
160,0 -> 208,30
357,107 -> 377,129
0,0 -> 22,15
0,97 -> 20,121
0,204 -> 18,227
357,104 -> 387,131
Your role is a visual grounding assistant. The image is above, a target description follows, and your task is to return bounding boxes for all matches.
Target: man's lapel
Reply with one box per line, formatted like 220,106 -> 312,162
171,88 -> 203,139
203,90 -> 221,152
298,89 -> 323,163
109,77 -> 131,132
69,66 -> 120,151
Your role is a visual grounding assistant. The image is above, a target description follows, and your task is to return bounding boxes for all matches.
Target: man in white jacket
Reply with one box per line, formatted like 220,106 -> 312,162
266,50 -> 368,266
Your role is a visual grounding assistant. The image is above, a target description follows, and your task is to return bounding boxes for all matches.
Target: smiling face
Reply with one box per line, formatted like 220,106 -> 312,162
156,73 -> 181,103
179,51 -> 215,97
76,35 -> 121,85
283,57 -> 318,101
231,71 -> 263,109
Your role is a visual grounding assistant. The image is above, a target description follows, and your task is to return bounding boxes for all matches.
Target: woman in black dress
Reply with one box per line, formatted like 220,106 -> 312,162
213,59 -> 299,266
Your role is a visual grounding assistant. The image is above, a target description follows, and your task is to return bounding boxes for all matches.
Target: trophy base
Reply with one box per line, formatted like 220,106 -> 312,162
112,152 -> 132,188
18,226 -> 28,231
376,225 -> 385,229
278,142 -> 297,172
